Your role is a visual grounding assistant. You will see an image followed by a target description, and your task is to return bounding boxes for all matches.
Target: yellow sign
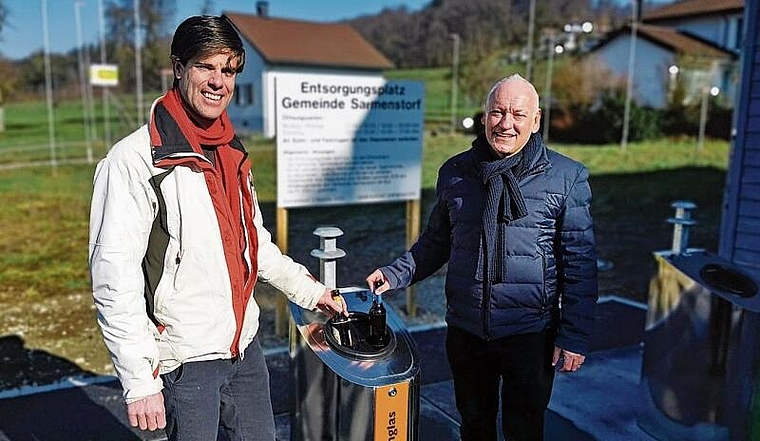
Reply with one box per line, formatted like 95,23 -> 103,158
89,64 -> 119,87
374,381 -> 409,441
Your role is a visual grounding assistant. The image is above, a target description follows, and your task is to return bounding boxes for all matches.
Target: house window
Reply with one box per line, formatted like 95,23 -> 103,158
722,69 -> 732,96
235,84 -> 254,107
735,17 -> 743,50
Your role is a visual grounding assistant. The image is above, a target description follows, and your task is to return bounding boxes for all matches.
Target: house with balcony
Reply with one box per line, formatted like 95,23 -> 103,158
222,3 -> 394,137
588,0 -> 743,108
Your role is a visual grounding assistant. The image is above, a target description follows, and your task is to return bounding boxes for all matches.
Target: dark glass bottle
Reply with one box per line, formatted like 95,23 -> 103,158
368,297 -> 387,347
331,289 -> 353,347
336,321 -> 353,348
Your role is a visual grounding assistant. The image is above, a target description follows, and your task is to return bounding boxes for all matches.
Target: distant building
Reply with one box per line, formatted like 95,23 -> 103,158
589,0 -> 742,108
223,5 -> 394,138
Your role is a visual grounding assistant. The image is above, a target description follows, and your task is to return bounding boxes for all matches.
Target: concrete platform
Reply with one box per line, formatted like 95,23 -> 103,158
0,296 -> 654,440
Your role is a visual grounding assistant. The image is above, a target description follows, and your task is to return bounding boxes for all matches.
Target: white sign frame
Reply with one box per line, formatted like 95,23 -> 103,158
275,74 -> 425,208
89,64 -> 119,87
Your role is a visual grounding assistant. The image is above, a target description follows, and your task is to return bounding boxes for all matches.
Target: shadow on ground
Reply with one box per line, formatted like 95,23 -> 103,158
0,335 -> 97,391
0,335 -> 142,440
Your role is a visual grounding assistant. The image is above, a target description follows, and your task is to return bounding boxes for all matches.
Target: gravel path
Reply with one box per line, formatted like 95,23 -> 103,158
254,200 -> 447,349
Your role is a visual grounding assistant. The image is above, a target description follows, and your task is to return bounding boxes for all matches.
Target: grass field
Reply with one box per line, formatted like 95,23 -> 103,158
0,131 -> 729,388
0,91 -> 156,166
385,67 -> 481,123
0,68 -> 479,166
0,73 -> 732,389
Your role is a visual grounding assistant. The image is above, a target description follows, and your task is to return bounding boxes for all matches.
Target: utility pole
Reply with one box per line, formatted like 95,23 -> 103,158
526,0 -> 536,81
621,0 -> 638,150
543,35 -> 563,143
450,33 -> 460,133
698,86 -> 719,150
42,0 -> 57,169
98,0 -> 112,147
134,0 -> 144,125
75,1 -> 93,163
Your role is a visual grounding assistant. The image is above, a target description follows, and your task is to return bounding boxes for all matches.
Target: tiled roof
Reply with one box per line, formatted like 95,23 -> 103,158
589,24 -> 736,58
636,24 -> 735,58
224,12 -> 394,70
643,0 -> 744,22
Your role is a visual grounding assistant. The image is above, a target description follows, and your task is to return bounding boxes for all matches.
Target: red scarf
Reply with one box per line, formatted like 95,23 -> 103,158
155,87 -> 235,149
150,88 -> 259,357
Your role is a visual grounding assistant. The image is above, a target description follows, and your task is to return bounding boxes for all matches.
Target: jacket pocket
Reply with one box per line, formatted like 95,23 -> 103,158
161,363 -> 185,385
150,240 -> 180,315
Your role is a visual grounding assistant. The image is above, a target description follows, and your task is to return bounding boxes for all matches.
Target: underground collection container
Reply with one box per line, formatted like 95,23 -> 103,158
289,288 -> 420,441
640,250 -> 760,441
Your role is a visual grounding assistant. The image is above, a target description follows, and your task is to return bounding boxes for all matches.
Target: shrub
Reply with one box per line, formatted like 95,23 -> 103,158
660,98 -> 732,140
551,90 -> 662,144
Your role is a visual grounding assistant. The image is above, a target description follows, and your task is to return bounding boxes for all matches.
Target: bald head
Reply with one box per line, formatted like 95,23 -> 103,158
485,74 -> 540,113
481,74 -> 542,158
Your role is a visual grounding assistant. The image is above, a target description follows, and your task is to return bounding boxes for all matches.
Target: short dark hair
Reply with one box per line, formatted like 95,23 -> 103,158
171,15 -> 245,73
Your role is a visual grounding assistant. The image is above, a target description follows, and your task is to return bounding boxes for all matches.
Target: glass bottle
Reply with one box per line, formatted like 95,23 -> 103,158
331,289 -> 352,347
368,290 -> 387,347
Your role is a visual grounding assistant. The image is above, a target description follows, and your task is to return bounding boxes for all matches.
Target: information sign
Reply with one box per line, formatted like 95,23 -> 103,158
275,74 -> 425,208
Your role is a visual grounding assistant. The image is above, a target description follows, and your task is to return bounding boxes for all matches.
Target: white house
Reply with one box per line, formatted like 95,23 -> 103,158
589,0 -> 742,108
223,7 -> 394,138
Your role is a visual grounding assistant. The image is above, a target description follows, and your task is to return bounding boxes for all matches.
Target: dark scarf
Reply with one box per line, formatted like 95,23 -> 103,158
474,132 -> 544,282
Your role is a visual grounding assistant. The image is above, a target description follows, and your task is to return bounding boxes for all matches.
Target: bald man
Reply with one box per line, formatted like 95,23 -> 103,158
367,74 -> 598,440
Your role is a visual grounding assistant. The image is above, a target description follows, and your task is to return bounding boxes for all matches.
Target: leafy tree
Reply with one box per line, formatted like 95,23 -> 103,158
459,52 -> 521,110
0,58 -> 14,100
550,56 -> 622,112
349,7 -> 421,68
15,51 -> 78,97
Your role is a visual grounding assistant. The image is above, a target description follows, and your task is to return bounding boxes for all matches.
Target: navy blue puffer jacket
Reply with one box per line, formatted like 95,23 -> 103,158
380,136 -> 598,354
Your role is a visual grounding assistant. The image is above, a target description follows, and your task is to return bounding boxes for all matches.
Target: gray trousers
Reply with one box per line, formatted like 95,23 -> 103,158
161,337 -> 275,441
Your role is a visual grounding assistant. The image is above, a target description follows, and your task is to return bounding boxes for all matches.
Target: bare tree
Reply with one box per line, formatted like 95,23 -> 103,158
0,0 -> 9,131
105,0 -> 176,92
201,0 -> 215,15
0,0 -> 6,36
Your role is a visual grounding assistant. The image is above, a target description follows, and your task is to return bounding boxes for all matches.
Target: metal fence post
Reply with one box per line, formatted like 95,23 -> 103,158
668,200 -> 697,254
311,226 -> 346,289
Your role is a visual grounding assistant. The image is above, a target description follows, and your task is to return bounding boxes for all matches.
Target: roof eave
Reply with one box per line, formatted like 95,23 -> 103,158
588,28 -> 736,60
644,7 -> 744,23
267,60 -> 394,71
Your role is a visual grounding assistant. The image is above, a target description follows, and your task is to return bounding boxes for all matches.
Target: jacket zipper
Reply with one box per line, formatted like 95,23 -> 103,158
188,151 -> 246,359
522,162 -> 548,181
482,277 -> 491,338
232,152 -> 253,359
203,149 -> 255,359
540,255 -> 548,317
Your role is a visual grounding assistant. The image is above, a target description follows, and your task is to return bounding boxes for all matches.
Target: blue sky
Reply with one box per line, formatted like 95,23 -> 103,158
0,0 -> 430,60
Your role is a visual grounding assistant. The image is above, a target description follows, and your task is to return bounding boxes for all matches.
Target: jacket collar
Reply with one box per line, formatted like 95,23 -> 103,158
470,132 -> 551,177
148,98 -> 245,167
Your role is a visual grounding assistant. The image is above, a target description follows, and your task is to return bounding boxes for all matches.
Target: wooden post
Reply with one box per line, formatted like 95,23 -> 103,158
405,199 -> 421,317
275,207 -> 289,337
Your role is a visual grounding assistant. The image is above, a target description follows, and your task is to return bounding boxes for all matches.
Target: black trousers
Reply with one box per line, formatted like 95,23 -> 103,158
446,325 -> 556,441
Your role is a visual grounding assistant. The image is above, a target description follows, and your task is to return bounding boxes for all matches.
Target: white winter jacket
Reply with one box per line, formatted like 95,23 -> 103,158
89,103 -> 326,402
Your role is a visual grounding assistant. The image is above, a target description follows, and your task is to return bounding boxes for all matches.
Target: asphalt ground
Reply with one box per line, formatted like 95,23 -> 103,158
0,297 -> 654,441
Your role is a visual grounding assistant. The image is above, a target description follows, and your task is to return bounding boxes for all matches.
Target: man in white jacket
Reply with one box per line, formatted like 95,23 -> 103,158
89,15 -> 346,441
